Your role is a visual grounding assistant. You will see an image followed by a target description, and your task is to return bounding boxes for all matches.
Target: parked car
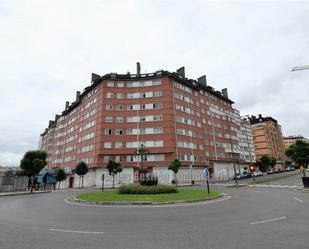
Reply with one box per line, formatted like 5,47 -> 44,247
266,169 -> 274,174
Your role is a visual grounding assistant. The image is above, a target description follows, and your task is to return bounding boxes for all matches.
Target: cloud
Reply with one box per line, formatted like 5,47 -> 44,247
0,0 -> 309,165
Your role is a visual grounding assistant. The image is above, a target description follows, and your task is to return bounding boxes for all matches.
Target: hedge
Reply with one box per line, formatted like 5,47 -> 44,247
118,184 -> 178,195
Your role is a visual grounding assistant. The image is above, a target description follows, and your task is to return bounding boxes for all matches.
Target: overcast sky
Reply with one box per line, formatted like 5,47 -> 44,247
0,0 -> 309,166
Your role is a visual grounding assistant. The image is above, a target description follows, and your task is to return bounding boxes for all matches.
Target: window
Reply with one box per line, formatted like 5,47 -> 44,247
116,93 -> 123,99
116,105 -> 123,111
117,82 -> 124,88
105,116 -> 113,123
115,142 -> 122,149
116,129 -> 123,135
104,129 -> 112,135
104,142 -> 112,149
106,104 -> 113,110
153,127 -> 163,134
104,156 -> 110,162
106,92 -> 113,98
153,103 -> 162,109
115,155 -> 122,162
107,82 -> 114,87
115,117 -> 123,123
153,115 -> 163,121
153,91 -> 162,97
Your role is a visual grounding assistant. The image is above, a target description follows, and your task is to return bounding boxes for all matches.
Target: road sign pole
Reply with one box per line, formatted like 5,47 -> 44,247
203,168 -> 210,194
102,174 -> 104,192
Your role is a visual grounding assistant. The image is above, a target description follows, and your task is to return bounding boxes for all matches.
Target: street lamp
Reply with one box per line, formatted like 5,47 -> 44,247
291,65 -> 309,72
135,144 -> 150,182
224,109 -> 238,185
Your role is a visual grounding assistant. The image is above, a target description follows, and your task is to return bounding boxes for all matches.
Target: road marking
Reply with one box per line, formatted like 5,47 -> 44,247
64,194 -> 232,208
250,216 -> 287,225
293,197 -> 304,203
48,228 -> 104,234
250,184 -> 298,189
279,185 -> 290,188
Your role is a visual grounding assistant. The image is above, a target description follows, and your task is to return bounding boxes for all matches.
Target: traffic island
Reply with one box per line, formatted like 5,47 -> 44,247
74,186 -> 222,205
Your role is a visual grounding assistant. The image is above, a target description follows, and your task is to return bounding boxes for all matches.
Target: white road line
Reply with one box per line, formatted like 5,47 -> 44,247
48,228 -> 104,234
270,185 -> 281,188
279,185 -> 290,188
293,197 -> 304,203
64,194 -> 232,208
250,216 -> 287,225
289,185 -> 297,188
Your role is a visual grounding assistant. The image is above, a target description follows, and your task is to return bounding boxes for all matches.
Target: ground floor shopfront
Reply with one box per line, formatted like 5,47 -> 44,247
58,161 -> 246,189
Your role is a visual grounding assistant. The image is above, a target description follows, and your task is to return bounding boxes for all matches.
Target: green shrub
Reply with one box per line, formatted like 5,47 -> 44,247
118,184 -> 178,195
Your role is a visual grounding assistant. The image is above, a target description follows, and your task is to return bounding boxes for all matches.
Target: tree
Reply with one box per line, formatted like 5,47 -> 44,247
269,157 -> 277,169
258,156 -> 271,172
286,140 -> 309,176
75,162 -> 88,188
20,150 -> 47,193
107,160 -> 123,188
168,159 -> 181,186
55,168 -> 67,189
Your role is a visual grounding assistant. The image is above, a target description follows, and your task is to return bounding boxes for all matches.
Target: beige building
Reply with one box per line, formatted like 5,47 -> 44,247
283,135 -> 309,149
247,115 -> 286,164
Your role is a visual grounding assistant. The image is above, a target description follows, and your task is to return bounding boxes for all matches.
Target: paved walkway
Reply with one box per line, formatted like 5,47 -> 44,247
0,190 -> 51,197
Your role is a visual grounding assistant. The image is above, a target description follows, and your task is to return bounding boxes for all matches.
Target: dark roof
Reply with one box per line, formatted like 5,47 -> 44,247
248,115 -> 278,125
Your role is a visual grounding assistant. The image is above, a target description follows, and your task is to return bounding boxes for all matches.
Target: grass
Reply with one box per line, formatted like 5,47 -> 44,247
76,189 -> 221,204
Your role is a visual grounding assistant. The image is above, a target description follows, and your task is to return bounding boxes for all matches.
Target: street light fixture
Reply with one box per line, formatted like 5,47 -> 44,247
291,65 -> 309,72
135,144 -> 150,182
224,109 -> 238,185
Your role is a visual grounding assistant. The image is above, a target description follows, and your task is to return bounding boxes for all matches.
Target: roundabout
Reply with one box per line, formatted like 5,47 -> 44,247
74,187 -> 222,205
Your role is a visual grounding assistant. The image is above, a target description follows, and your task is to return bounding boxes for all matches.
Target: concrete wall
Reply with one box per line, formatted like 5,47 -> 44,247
95,168 -> 134,188
153,167 -> 205,184
213,162 -> 238,181
153,167 -> 173,184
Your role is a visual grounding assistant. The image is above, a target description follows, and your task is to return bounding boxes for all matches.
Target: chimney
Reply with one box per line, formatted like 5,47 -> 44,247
76,91 -> 81,101
55,114 -> 60,121
48,120 -> 54,127
221,88 -> 228,98
137,62 -> 141,77
65,101 -> 70,110
198,75 -> 207,86
91,73 -> 100,82
176,67 -> 185,78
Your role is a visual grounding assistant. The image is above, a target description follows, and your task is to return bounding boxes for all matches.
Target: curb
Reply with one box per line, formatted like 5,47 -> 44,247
72,193 -> 224,206
296,187 -> 309,193
0,190 -> 51,197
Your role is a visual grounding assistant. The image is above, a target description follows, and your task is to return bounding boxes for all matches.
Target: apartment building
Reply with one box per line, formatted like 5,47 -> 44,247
234,112 -> 256,165
283,135 -> 309,149
247,115 -> 286,165
40,64 -> 242,187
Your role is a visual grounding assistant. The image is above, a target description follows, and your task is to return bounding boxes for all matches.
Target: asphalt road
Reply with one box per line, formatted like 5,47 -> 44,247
0,175 -> 308,249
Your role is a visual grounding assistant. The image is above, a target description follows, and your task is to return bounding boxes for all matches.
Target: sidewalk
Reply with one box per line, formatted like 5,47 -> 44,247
0,190 -> 51,197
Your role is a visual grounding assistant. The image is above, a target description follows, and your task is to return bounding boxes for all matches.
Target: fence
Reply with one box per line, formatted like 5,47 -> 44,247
0,176 -> 29,192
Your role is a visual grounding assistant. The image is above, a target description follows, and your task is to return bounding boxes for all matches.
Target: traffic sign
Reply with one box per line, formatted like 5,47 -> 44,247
203,168 -> 209,179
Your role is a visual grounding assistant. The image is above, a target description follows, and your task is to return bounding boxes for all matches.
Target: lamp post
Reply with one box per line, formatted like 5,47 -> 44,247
224,109 -> 238,185
135,144 -> 150,182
